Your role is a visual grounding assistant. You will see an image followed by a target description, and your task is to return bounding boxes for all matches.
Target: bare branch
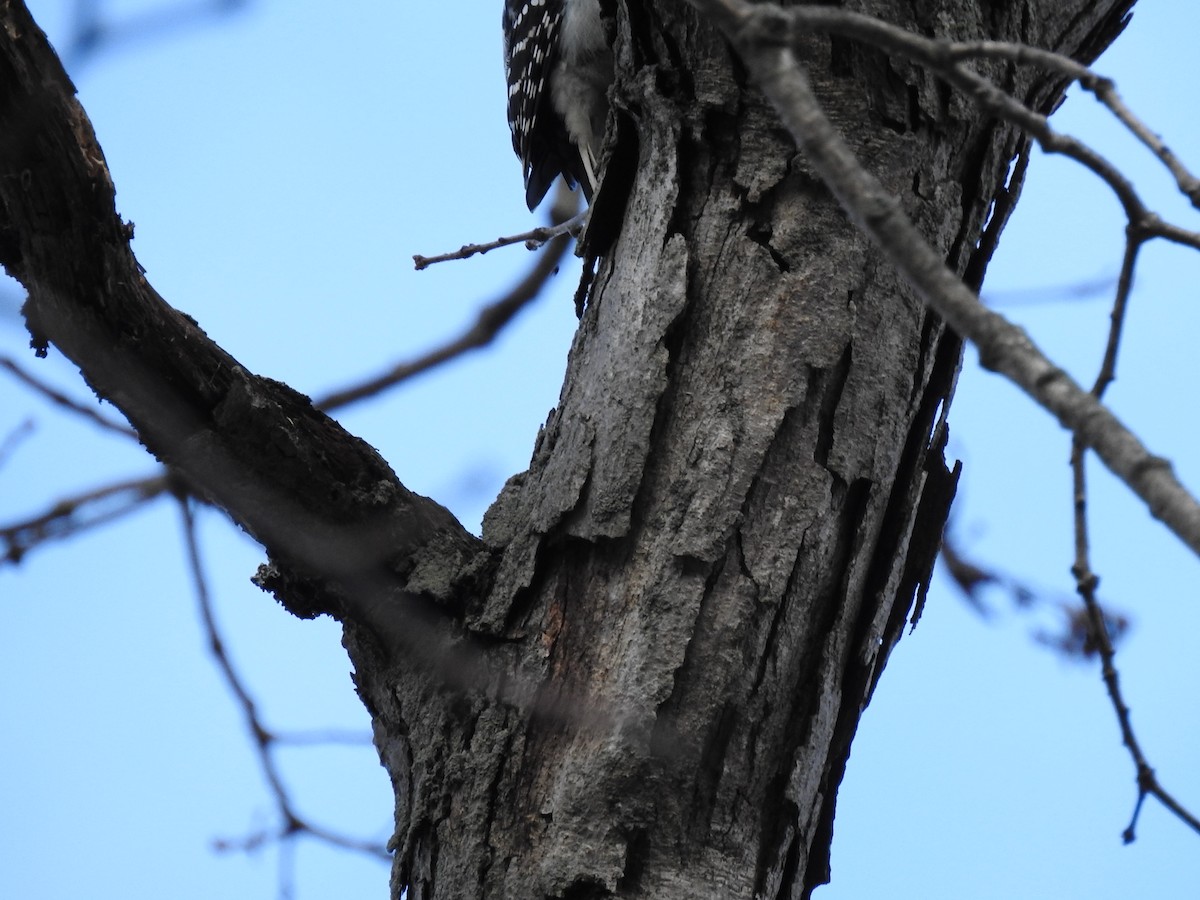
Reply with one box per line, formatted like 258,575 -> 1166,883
0,417 -> 35,468
944,41 -> 1200,206
0,2 -> 481,636
1069,449 -> 1200,841
178,498 -> 390,868
62,0 -> 251,69
1,473 -> 168,564
777,5 -> 1200,233
272,729 -> 373,747
318,212 -> 575,412
1064,227 -> 1200,839
941,530 -> 1130,656
1089,81 -> 1200,207
413,205 -> 587,269
1,356 -> 137,437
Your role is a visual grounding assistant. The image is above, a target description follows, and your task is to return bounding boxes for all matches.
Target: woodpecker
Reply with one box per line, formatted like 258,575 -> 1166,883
503,0 -> 613,210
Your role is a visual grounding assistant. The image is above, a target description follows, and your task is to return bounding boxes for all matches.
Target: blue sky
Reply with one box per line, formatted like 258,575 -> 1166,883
2,2 -> 1199,898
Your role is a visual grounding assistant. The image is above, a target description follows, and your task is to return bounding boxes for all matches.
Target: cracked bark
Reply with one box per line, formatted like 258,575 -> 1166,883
0,0 -> 1134,897
363,3 -> 1133,897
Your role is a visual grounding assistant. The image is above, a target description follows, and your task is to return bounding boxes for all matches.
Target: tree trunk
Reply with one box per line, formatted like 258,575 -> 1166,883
0,1 -> 1134,898
358,2 -> 1133,897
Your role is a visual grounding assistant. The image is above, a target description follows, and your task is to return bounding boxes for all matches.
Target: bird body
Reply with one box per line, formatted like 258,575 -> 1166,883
503,0 -> 613,209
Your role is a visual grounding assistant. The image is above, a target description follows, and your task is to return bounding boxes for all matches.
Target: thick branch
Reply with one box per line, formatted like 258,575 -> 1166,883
0,1 -> 481,636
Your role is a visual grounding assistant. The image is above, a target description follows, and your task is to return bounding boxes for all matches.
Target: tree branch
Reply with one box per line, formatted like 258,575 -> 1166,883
1066,231 -> 1200,839
319,203 -> 576,411
750,5 -> 1200,231
0,0 -> 482,641
0,472 -> 169,563
1,355 -> 136,437
411,201 -> 585,269
178,498 -> 390,872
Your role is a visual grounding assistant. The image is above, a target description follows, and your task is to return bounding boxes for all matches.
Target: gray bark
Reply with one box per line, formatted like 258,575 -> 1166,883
0,1 -> 1134,898
357,2 -> 1134,898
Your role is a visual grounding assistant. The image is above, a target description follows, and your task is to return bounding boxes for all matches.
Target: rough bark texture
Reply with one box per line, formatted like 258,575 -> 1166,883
0,1 -> 1134,898
354,2 -> 1134,898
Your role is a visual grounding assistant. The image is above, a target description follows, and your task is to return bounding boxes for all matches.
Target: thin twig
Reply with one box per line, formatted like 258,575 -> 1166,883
179,497 -> 296,807
0,417 -> 35,468
940,530 -> 1129,657
776,6 -> 1200,235
272,729 -> 373,747
1093,234 -> 1141,397
1066,231 -> 1199,841
318,213 -> 575,412
1069,446 -> 1200,842
982,273 -> 1117,307
1088,80 -> 1200,208
177,497 -> 391,868
413,208 -> 588,269
940,40 -> 1200,206
63,0 -> 250,69
1,356 -> 137,437
1,472 -> 168,563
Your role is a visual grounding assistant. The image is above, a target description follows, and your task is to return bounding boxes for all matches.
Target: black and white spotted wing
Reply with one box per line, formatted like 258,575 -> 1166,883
503,0 -> 580,209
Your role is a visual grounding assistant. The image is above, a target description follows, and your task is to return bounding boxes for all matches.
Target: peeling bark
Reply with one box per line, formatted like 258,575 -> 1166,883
358,3 -> 1134,898
0,0 -> 1135,898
